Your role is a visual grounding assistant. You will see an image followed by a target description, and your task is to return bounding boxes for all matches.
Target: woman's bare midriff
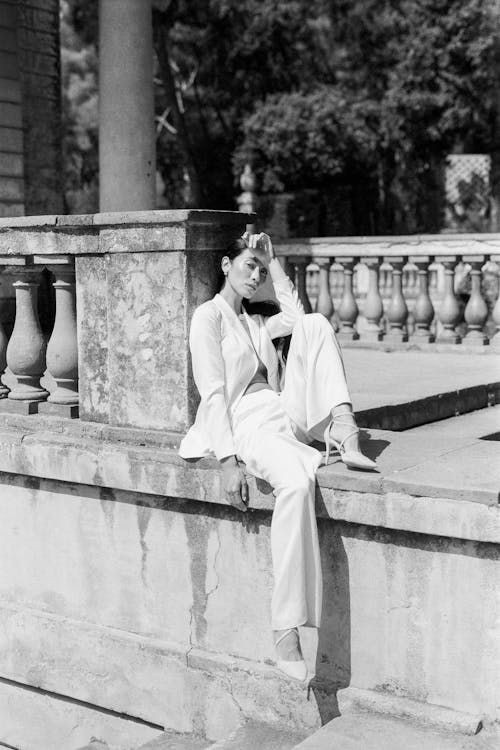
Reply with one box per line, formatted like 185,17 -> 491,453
243,381 -> 272,396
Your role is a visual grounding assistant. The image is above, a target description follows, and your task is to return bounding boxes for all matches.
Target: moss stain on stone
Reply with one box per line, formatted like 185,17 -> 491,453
136,503 -> 152,587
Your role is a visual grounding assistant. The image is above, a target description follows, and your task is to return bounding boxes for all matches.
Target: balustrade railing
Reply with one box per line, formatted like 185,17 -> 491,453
275,235 -> 500,348
0,220 -> 499,426
0,255 -> 78,416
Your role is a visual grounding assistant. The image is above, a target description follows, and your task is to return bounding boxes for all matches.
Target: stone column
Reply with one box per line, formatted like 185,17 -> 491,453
76,210 -> 252,431
99,0 -> 156,211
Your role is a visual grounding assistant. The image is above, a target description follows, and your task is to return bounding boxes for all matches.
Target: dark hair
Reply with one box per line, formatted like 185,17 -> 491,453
217,237 -> 247,292
218,236 -> 290,360
218,238 -> 281,316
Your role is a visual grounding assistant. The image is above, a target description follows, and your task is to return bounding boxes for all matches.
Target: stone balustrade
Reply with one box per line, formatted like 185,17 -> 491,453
0,257 -> 78,416
275,235 -> 500,348
0,210 -> 251,424
1,219 -> 499,426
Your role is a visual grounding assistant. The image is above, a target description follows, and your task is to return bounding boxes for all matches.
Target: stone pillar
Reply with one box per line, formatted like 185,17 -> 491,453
99,0 -> 156,211
76,210 -> 252,431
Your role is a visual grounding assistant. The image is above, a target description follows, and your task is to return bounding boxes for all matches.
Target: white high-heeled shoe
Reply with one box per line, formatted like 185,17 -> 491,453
275,628 -> 308,682
324,411 -> 377,471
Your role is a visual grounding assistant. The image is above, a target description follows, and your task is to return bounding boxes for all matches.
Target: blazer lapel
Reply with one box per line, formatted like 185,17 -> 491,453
241,308 -> 261,354
213,294 -> 254,353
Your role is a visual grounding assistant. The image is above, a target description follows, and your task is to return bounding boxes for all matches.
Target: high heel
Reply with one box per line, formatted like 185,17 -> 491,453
274,628 -> 308,682
324,411 -> 377,471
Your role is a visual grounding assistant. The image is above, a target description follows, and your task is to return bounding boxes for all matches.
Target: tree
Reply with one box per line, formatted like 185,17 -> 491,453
60,0 -> 499,233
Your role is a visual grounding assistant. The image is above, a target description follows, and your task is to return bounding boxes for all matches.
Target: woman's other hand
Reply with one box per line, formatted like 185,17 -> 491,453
220,455 -> 249,512
244,232 -> 275,266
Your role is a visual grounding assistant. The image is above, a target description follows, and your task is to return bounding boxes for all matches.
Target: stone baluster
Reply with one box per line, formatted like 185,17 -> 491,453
491,259 -> 500,350
360,257 -> 384,341
38,264 -> 79,417
0,267 -> 10,398
314,257 -> 334,320
463,256 -> 489,345
295,258 -> 313,314
385,258 -> 408,342
331,265 -> 343,298
411,257 -> 435,342
337,258 -> 359,341
3,268 -> 48,412
437,258 -> 462,344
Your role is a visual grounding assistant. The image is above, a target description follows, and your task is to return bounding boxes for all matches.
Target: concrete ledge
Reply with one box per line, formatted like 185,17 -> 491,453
0,601 -> 324,742
0,209 -> 255,230
294,712 -> 499,750
356,382 -> 500,431
337,687 -> 482,736
0,424 -> 498,543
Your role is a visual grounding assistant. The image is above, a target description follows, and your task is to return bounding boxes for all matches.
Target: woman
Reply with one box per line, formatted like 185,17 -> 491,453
179,232 -> 375,681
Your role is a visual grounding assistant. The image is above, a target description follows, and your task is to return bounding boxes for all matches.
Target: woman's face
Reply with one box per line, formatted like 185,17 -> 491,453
222,248 -> 268,299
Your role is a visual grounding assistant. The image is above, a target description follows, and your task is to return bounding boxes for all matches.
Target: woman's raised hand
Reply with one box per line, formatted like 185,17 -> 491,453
220,455 -> 249,512
243,231 -> 275,265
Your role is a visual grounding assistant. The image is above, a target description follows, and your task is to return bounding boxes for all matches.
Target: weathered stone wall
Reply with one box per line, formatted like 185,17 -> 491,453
0,211 -> 497,748
0,464 -> 497,749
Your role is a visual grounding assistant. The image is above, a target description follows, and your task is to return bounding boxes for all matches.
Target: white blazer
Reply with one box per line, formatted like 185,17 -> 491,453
178,259 -> 305,461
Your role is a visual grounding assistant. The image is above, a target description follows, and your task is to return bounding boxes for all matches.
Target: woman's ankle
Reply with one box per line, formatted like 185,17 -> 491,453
273,628 -> 303,662
329,407 -> 360,453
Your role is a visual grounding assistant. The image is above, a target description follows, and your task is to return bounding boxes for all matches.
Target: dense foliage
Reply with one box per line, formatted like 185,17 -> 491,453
61,0 -> 499,232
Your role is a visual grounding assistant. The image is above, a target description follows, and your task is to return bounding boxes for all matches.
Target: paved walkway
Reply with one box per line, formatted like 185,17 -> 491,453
343,349 -> 500,411
311,349 -> 500,504
317,404 -> 500,505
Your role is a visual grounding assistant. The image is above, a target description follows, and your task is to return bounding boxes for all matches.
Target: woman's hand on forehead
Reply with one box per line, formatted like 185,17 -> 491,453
242,232 -> 275,265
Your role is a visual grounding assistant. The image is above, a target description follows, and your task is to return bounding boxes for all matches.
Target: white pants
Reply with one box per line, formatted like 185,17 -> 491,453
232,314 -> 351,630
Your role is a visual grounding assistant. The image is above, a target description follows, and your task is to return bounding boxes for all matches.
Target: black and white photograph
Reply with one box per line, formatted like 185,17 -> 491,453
0,1 -> 499,748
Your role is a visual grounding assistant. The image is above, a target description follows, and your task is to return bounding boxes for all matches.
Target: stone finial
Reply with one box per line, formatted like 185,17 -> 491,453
240,164 -> 256,193
237,165 -> 257,231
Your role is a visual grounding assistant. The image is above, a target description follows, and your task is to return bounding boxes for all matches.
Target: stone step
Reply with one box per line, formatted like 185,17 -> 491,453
137,732 -> 212,749
343,349 -> 500,431
291,712 -> 500,750
208,721 -> 308,750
